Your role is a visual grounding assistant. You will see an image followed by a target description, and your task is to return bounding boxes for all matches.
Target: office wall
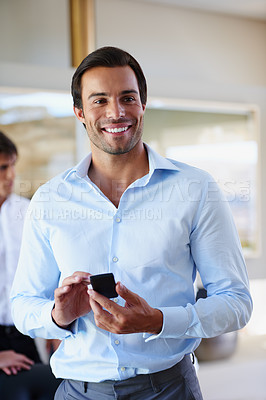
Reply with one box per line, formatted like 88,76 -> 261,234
0,0 -> 73,90
96,0 -> 266,89
0,0 -> 266,278
0,0 -> 70,68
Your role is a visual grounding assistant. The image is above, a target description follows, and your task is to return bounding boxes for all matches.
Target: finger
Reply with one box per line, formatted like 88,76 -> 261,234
11,366 -> 18,375
89,296 -> 110,318
89,297 -> 116,329
20,362 -> 32,370
88,290 -> 120,315
62,272 -> 91,287
2,367 -> 11,375
55,275 -> 90,299
17,354 -> 34,365
116,282 -> 139,305
19,359 -> 34,368
53,285 -> 71,302
55,272 -> 92,299
90,296 -> 103,314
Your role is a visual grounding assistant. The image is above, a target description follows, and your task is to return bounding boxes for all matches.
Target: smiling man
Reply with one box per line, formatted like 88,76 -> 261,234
11,47 -> 252,400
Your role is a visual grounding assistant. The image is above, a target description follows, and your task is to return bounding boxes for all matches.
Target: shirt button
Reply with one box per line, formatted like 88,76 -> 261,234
113,298 -> 118,303
115,340 -> 120,345
115,217 -> 121,223
121,367 -> 126,372
112,256 -> 118,263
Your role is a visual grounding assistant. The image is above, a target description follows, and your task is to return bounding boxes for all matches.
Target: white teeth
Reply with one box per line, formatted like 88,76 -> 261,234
105,127 -> 128,133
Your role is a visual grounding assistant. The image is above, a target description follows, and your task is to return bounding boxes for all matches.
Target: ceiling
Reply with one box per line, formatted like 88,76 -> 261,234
138,0 -> 266,21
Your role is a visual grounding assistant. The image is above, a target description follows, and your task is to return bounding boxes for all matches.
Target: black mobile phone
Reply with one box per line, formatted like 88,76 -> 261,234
90,273 -> 118,298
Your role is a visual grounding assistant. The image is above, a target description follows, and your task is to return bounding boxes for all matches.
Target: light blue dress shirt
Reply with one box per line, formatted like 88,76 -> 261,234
11,144 -> 252,382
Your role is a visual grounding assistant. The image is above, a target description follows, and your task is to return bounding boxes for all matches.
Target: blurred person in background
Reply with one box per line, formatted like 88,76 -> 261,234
0,131 -> 60,399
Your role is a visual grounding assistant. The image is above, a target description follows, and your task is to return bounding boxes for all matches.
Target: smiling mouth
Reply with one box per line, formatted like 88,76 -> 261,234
102,126 -> 131,134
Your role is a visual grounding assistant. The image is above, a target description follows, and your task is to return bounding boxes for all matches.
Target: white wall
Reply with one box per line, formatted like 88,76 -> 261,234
0,0 -> 71,68
0,0 -> 266,278
96,0 -> 266,88
0,0 -> 73,90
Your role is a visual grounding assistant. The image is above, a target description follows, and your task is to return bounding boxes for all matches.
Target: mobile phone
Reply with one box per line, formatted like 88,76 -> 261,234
90,273 -> 118,298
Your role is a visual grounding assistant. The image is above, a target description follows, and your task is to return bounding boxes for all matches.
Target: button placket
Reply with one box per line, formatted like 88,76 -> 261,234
110,212 -> 121,278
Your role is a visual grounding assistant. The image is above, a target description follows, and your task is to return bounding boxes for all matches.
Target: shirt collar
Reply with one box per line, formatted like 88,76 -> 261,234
145,144 -> 180,174
64,153 -> 92,180
63,143 -> 180,182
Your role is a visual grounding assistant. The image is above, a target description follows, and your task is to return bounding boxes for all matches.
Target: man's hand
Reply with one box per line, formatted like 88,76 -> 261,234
88,282 -> 163,335
0,350 -> 34,375
52,271 -> 91,329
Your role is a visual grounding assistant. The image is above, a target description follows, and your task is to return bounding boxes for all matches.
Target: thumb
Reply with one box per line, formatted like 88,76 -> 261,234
116,282 -> 138,305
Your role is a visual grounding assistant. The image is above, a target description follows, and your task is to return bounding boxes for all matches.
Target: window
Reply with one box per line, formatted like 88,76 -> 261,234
143,98 -> 260,258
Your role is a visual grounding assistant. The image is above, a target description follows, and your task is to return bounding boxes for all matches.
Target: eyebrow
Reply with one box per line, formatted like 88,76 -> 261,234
88,90 -> 139,100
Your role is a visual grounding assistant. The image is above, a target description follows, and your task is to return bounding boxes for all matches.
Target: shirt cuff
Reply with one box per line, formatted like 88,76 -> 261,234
143,306 -> 189,342
41,301 -> 78,338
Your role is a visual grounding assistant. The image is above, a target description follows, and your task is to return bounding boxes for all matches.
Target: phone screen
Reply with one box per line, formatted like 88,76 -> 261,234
90,273 -> 118,298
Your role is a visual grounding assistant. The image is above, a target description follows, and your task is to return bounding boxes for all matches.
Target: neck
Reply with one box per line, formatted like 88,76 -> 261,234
88,141 -> 149,207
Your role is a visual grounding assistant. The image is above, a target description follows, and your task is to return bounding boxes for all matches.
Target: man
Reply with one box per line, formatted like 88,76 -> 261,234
11,47 -> 252,400
0,131 -> 60,399
0,131 -> 40,366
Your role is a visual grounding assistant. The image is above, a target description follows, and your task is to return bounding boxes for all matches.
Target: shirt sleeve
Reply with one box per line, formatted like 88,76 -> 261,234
10,198 -> 77,340
149,177 -> 253,340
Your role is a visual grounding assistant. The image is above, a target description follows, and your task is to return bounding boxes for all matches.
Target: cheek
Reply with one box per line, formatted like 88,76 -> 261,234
83,108 -> 101,124
0,183 -> 6,195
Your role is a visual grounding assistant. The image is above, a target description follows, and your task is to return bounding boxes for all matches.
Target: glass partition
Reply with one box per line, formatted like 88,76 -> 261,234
0,89 -> 77,197
143,98 -> 260,258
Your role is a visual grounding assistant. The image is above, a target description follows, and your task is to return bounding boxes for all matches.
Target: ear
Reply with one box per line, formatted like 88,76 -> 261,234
73,106 -> 85,124
142,104 -> 146,112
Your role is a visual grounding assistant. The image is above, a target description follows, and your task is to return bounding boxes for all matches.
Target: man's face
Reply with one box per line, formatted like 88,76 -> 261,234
0,153 -> 16,201
74,66 -> 146,155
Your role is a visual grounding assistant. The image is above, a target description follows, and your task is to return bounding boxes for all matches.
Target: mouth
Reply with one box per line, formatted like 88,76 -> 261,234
5,181 -> 14,188
101,124 -> 132,135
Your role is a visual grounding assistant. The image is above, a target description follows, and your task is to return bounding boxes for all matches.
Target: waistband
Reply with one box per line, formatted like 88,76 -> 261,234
79,354 -> 193,394
0,325 -> 18,335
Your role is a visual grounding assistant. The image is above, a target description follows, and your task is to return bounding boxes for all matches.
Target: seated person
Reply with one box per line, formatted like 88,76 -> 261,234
0,131 -> 60,399
0,350 -> 60,400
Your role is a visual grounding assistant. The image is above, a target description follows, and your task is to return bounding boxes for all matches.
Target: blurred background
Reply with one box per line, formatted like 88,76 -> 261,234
0,1 -> 266,398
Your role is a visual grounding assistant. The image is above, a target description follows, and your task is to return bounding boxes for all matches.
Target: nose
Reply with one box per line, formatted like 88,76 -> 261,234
106,99 -> 125,119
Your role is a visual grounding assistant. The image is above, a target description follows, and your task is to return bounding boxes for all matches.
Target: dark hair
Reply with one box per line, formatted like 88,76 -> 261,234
71,46 -> 147,110
0,131 -> 17,156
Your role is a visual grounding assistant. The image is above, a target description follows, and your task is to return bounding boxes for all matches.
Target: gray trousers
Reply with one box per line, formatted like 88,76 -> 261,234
54,355 -> 203,400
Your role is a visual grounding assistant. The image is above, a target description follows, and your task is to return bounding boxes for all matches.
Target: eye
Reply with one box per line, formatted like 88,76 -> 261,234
94,98 -> 107,105
123,96 -> 135,103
